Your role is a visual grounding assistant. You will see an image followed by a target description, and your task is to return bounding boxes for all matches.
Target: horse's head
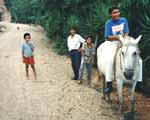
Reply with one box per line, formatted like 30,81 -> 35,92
119,35 -> 142,80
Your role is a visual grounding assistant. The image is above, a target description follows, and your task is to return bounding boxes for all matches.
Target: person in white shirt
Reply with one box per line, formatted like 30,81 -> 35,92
67,27 -> 85,80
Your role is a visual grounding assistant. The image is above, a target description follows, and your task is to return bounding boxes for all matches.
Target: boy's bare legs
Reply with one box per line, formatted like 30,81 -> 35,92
31,65 -> 37,80
25,64 -> 29,80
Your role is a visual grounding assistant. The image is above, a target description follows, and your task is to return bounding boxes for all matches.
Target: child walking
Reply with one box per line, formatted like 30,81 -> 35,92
21,33 -> 37,80
78,36 -> 95,85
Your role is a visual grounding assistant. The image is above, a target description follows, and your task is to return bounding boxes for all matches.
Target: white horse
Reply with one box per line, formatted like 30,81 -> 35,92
97,35 -> 142,119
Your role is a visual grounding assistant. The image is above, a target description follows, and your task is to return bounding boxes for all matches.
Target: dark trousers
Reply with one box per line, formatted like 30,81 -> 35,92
69,50 -> 81,80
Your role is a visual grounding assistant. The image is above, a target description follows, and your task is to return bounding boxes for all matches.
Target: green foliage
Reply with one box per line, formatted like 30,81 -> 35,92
136,8 -> 150,88
5,0 -> 42,23
52,38 -> 68,55
67,15 -> 79,28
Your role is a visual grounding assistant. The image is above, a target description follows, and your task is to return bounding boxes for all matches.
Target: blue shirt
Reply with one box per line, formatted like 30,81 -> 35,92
105,17 -> 129,38
21,42 -> 34,57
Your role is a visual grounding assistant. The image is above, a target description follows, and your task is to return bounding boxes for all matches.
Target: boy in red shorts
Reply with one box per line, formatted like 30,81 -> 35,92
21,33 -> 37,80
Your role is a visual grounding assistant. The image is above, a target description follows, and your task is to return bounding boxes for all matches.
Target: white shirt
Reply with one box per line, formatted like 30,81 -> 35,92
67,34 -> 85,51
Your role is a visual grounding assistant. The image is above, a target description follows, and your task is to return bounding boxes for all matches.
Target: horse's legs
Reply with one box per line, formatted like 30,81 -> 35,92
117,80 -> 124,114
105,62 -> 113,102
106,82 -> 112,103
129,81 -> 137,113
101,74 -> 106,100
100,75 -> 111,102
137,58 -> 142,82
97,71 -> 106,100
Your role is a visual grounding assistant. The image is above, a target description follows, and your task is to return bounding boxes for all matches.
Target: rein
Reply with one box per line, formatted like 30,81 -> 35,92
114,44 -> 122,81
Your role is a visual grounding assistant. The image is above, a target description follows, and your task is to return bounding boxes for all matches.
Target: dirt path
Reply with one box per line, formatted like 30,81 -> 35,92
0,22 -> 119,120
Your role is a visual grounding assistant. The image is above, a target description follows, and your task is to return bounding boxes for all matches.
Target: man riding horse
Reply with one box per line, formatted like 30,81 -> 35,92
104,6 -> 142,94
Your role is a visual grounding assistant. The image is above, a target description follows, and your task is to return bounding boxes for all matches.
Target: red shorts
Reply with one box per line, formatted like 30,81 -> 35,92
23,56 -> 35,65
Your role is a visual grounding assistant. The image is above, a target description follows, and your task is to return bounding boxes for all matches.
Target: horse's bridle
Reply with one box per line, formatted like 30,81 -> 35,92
120,44 -> 140,69
114,43 -> 140,80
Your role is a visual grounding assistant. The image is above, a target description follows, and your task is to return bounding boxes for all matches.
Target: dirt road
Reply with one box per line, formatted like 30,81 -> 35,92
0,22 -> 119,120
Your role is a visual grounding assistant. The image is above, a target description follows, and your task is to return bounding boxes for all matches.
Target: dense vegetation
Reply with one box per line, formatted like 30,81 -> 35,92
5,0 -> 150,91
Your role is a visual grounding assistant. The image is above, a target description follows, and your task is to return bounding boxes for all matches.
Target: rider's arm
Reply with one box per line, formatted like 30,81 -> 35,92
107,33 -> 128,41
107,35 -> 120,41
